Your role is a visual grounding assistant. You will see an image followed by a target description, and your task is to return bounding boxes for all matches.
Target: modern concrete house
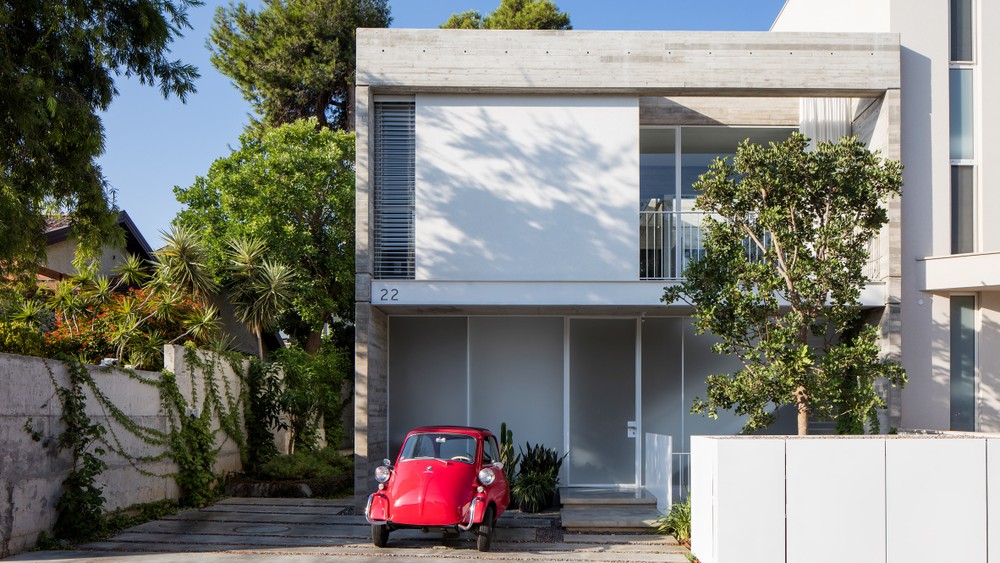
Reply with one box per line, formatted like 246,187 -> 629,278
773,0 -> 1000,436
353,25 -> 903,504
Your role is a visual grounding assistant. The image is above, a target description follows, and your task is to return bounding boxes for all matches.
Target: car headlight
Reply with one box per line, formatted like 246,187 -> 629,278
374,465 -> 391,483
478,467 -> 495,486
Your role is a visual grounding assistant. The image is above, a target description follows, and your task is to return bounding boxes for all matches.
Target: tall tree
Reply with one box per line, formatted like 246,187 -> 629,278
0,0 -> 199,285
174,119 -> 355,353
441,0 -> 571,30
663,133 -> 905,435
209,0 -> 391,131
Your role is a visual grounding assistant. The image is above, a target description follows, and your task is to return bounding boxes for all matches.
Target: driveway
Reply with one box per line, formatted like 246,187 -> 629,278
7,498 -> 691,562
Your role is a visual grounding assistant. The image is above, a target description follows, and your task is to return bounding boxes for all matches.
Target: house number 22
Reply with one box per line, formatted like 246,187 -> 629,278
379,288 -> 399,302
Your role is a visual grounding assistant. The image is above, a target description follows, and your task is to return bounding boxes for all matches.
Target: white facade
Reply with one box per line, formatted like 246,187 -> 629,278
354,29 -> 901,507
775,0 -> 1000,433
415,95 -> 639,281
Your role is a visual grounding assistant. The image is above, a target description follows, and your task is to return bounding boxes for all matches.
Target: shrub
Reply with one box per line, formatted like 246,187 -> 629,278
256,448 -> 351,481
511,442 -> 565,513
0,321 -> 45,356
656,496 -> 692,546
244,359 -> 285,472
272,342 -> 348,452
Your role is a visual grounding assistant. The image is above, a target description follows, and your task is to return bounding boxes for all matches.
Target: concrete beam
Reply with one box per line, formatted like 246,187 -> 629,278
358,29 -> 900,96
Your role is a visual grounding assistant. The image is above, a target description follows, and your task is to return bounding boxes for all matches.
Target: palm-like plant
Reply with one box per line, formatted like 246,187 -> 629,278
112,254 -> 149,289
226,236 -> 295,359
156,225 -> 219,303
9,299 -> 51,329
49,280 -> 86,334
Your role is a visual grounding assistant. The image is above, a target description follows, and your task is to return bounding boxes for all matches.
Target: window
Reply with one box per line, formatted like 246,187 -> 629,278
638,126 -> 795,280
949,0 -> 976,254
483,437 -> 499,465
951,166 -> 975,254
373,100 -> 415,279
951,0 -> 974,62
949,69 -> 974,161
950,295 -> 977,431
400,433 -> 477,463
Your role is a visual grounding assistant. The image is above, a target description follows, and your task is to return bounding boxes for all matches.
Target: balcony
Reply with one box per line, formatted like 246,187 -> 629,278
639,210 -> 884,282
640,211 -> 772,280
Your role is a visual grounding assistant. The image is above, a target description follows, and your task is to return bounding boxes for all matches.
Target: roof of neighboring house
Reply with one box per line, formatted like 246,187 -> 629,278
44,210 -> 154,261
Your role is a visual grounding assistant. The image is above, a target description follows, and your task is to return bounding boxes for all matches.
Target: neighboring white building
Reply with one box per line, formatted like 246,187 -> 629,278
353,27 -> 902,505
773,0 -> 1000,435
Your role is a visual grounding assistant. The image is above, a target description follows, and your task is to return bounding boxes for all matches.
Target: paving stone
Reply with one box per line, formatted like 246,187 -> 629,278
215,497 -> 353,508
563,533 -> 679,545
14,494 -> 693,562
165,510 -> 361,525
201,504 -> 350,515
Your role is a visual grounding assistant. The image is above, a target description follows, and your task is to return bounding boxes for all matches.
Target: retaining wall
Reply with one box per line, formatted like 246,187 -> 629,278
0,346 -> 244,557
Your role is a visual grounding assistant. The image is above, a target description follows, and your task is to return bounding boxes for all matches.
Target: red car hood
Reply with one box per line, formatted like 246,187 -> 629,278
388,459 -> 477,526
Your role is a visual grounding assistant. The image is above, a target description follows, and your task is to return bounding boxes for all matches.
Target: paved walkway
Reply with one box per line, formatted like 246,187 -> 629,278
7,498 -> 691,562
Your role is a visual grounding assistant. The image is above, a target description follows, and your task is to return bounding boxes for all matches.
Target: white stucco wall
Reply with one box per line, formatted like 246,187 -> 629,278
980,0 -> 1000,251
891,0 -> 954,431
771,0 -> 889,32
414,95 -> 639,281
692,435 -> 1000,563
979,293 -> 1000,431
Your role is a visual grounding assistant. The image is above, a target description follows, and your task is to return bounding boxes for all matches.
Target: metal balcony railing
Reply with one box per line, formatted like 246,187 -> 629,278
639,211 -> 709,280
640,210 -> 884,282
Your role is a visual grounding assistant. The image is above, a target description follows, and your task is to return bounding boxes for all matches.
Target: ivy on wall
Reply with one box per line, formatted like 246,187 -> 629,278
25,345 -> 248,542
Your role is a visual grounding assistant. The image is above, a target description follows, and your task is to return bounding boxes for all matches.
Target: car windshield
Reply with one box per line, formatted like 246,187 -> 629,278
400,433 -> 477,464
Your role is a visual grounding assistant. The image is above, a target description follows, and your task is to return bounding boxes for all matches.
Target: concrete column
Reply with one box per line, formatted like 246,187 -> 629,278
353,304 -> 388,509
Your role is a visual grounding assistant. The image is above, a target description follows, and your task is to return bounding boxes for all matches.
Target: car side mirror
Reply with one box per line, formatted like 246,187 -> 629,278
493,461 -> 504,470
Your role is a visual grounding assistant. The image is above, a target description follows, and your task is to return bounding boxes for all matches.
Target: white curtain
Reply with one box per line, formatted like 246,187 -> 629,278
799,98 -> 851,147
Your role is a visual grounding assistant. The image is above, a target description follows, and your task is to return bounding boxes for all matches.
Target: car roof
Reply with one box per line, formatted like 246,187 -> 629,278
405,426 -> 493,438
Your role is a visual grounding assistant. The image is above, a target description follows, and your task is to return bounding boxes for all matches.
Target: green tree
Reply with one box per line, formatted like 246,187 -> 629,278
174,119 -> 355,353
662,133 -> 905,435
209,0 -> 391,131
441,0 -> 571,30
0,0 -> 200,284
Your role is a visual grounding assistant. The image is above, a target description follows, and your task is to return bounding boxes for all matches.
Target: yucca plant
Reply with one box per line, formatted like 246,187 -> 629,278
512,442 -> 566,513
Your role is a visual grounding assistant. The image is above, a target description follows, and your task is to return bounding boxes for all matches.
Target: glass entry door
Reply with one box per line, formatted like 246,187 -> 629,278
568,318 -> 637,486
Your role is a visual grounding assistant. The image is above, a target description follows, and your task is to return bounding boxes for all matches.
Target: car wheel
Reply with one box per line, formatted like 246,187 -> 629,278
476,505 -> 495,552
372,524 -> 390,547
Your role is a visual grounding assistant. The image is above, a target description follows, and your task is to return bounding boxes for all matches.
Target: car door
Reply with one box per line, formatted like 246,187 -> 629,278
482,435 -> 510,510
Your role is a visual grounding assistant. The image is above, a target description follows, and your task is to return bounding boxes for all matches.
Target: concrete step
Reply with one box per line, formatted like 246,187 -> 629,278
559,487 -> 658,506
559,488 -> 663,531
560,506 -> 663,531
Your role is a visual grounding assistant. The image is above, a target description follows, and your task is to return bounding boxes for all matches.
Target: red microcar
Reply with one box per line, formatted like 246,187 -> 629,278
365,426 -> 511,552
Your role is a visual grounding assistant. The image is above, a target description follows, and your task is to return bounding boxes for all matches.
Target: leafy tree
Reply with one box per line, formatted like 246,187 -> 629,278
209,0 -> 391,131
174,119 -> 355,353
663,133 -> 905,435
271,340 -> 348,453
0,0 -> 199,284
441,0 -> 571,30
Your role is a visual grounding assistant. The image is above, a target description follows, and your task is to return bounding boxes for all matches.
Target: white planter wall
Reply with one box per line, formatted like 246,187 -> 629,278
691,435 -> 1000,563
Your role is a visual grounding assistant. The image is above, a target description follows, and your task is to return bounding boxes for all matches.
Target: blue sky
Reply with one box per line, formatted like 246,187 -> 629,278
98,0 -> 787,242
